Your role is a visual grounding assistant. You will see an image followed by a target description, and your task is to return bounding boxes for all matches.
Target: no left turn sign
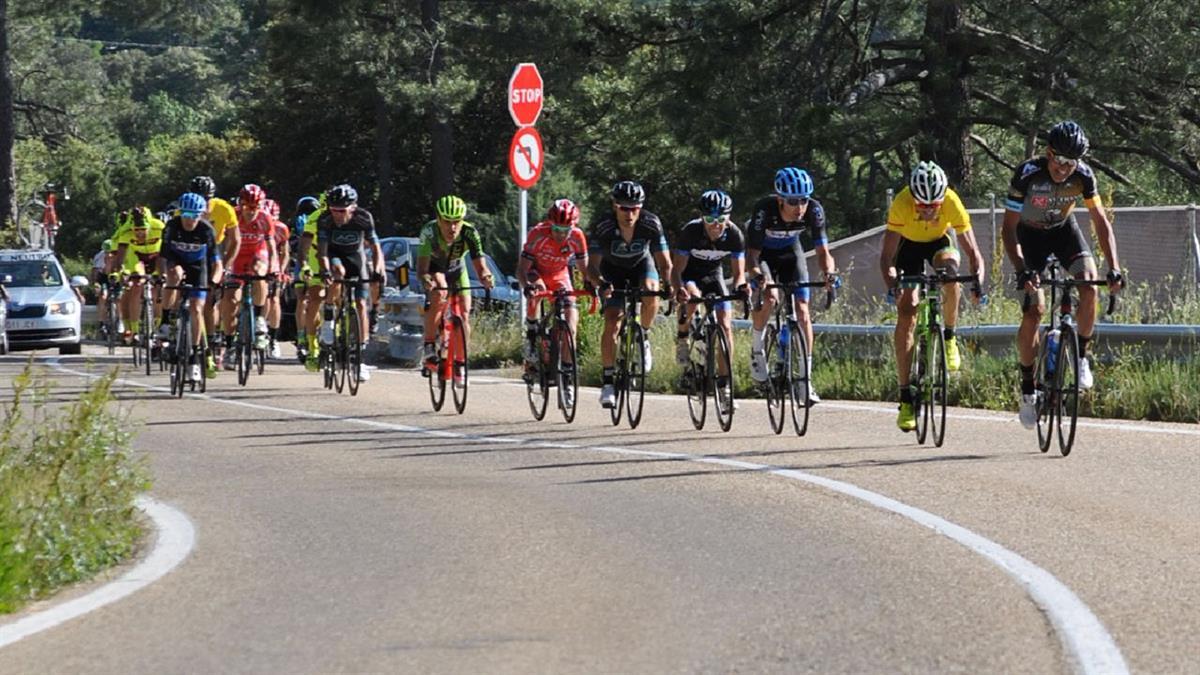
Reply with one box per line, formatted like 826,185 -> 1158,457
508,127 -> 543,190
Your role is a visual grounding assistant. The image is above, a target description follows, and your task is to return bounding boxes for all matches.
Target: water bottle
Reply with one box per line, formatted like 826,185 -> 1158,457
1045,329 -> 1060,375
778,322 -> 790,360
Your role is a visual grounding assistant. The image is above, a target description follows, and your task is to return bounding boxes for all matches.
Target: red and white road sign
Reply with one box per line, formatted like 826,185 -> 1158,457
508,63 -> 543,127
508,127 -> 543,190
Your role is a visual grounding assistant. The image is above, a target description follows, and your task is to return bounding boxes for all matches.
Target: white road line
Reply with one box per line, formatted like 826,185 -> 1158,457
49,361 -> 1129,675
0,497 -> 196,649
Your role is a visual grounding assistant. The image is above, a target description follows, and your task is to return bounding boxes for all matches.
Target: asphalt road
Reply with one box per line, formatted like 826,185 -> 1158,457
0,346 -> 1197,674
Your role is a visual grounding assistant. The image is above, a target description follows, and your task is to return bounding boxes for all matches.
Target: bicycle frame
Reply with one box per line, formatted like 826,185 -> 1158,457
425,284 -> 489,413
759,280 -> 832,436
683,293 -> 745,432
605,286 -> 669,429
526,288 -> 596,422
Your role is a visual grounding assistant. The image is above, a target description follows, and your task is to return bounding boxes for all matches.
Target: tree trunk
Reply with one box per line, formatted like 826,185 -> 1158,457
374,93 -> 395,237
918,0 -> 972,189
422,0 -> 454,198
0,0 -> 16,227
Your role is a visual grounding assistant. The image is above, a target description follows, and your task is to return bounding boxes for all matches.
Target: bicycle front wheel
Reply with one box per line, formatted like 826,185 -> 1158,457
912,327 -> 928,445
712,326 -> 735,433
928,328 -> 948,448
1035,329 -> 1055,453
527,327 -> 549,421
428,347 -> 447,412
686,330 -> 706,431
763,324 -> 785,435
237,309 -> 253,387
1055,328 -> 1081,456
450,315 -> 468,414
346,308 -> 362,397
787,324 -> 810,437
625,323 -> 647,429
556,323 -> 579,424
170,316 -> 189,398
141,301 -> 153,376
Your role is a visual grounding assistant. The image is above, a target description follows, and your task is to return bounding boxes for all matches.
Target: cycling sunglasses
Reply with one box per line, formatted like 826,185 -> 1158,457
702,214 -> 728,224
616,203 -> 642,212
180,210 -> 202,219
779,197 -> 810,207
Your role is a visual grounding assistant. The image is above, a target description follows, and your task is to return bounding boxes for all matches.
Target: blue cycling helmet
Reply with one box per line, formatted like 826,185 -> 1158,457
773,167 -> 814,198
296,195 -> 320,215
699,189 -> 733,217
178,192 -> 207,214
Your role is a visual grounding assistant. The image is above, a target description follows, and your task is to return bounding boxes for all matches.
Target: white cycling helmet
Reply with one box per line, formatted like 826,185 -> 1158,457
909,161 -> 948,204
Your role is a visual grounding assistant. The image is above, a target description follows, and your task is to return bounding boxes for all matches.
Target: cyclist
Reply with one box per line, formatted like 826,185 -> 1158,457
109,206 -> 166,345
264,198 -> 289,359
190,176 -> 239,368
1001,120 -> 1124,428
219,184 -> 276,368
745,167 -> 836,404
586,180 -> 672,409
158,192 -> 224,381
292,195 -> 324,367
314,184 -> 382,383
670,189 -> 748,403
90,239 -> 117,340
416,195 -> 495,380
518,198 -> 589,392
880,161 -> 986,432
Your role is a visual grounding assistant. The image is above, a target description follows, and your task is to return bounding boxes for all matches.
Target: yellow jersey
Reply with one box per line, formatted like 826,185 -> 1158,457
886,186 -> 971,243
111,207 -> 166,271
207,197 -> 238,244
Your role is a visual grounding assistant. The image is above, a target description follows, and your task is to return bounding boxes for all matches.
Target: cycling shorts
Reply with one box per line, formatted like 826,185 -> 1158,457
527,270 -> 575,319
683,272 -> 731,313
759,250 -> 811,301
894,234 -> 958,279
1017,219 -> 1093,277
601,257 -> 658,311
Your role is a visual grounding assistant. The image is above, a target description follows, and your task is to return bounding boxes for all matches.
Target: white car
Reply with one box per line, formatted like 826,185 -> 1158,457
0,249 -> 87,354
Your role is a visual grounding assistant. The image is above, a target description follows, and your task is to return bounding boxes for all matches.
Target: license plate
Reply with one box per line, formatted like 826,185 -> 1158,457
5,319 -> 36,330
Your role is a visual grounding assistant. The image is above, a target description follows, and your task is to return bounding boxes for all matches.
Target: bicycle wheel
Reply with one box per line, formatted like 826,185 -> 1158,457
105,309 -> 118,355
763,324 -> 785,435
712,325 -> 735,433
321,345 -> 335,390
928,328 -> 948,448
171,315 -> 189,397
428,340 -> 447,411
1055,328 -> 1080,456
610,323 -> 626,427
787,324 -> 810,437
197,336 -> 208,394
527,325 -> 549,420
450,315 -> 468,414
332,307 -> 347,394
685,328 -> 706,431
556,322 -> 579,424
346,309 -> 362,397
625,323 -> 647,429
141,295 -> 153,375
1035,330 -> 1055,453
912,328 -> 928,445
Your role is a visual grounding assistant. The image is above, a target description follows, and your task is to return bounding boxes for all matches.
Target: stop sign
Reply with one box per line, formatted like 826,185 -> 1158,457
508,63 -> 543,127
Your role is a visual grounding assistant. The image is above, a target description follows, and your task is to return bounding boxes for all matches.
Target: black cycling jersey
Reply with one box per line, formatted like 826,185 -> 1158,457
588,211 -> 669,269
745,196 -> 829,253
162,218 -> 219,288
1005,157 -> 1099,230
315,208 -> 380,259
674,218 -> 745,281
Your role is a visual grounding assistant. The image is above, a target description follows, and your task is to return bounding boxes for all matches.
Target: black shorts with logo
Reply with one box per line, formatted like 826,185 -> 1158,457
1017,218 -> 1092,275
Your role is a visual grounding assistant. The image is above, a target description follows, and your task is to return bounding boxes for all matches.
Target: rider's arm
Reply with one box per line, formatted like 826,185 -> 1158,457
223,224 -> 241,263
669,251 -> 687,292
317,239 -> 330,276
957,229 -> 986,287
1086,202 -> 1120,276
730,251 -> 747,290
1000,208 -> 1025,273
298,233 -> 313,274
879,230 -> 902,286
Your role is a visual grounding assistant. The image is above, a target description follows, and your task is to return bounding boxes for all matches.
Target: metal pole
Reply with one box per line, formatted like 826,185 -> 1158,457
1190,204 -> 1199,291
518,188 -> 528,321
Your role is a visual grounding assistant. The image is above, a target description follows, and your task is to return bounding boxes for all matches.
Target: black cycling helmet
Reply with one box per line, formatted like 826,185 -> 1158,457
611,180 -> 645,206
296,195 -> 320,216
326,184 -> 358,207
190,175 -> 217,198
1048,120 -> 1089,160
698,189 -> 733,217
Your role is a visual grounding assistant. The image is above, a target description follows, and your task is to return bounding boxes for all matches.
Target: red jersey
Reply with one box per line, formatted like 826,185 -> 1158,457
234,208 -> 274,263
521,222 -> 587,276
270,220 -> 290,273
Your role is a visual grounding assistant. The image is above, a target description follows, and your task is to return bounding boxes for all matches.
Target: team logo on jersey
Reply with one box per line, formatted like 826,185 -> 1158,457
611,241 -> 647,256
1032,196 -> 1049,208
1020,161 -> 1040,178
331,230 -> 361,246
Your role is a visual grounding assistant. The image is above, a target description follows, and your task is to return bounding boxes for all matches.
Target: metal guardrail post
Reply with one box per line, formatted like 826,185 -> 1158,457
1190,204 -> 1199,290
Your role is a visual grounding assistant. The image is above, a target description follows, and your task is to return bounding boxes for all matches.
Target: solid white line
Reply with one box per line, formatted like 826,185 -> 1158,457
50,361 -> 1129,674
0,496 -> 196,649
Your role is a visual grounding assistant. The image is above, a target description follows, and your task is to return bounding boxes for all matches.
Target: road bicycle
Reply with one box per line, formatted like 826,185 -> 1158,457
226,273 -> 273,386
758,279 -> 836,436
897,271 -> 980,448
125,273 -> 158,375
1027,261 -> 1117,456
19,183 -> 67,250
319,274 -> 369,396
604,286 -> 671,430
680,292 -> 746,432
102,274 -> 124,355
524,288 -> 596,423
163,283 -> 208,397
423,284 -> 489,413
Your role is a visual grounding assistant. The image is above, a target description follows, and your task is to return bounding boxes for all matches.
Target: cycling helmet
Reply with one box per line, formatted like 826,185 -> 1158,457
909,161 -> 949,204
699,189 -> 733,217
131,207 -> 148,228
102,238 -> 113,252
262,198 -> 281,219
774,167 -> 814,198
435,194 -> 467,220
611,180 -> 645,206
1048,120 -> 1089,159
327,184 -> 359,208
296,195 -> 320,215
178,192 -> 207,214
239,184 -> 266,207
190,175 -> 216,198
547,199 -> 580,227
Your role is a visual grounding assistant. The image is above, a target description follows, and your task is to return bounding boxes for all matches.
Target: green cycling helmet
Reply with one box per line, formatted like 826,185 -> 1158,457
435,195 -> 467,221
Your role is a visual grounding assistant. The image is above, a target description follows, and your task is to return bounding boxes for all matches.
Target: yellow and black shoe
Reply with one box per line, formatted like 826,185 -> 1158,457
945,336 -> 962,372
897,402 -> 917,432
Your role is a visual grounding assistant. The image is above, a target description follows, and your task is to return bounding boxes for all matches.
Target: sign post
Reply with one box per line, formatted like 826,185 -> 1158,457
507,63 -> 544,321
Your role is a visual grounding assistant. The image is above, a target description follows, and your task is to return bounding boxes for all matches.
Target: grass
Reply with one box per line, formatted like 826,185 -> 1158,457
0,363 -> 149,613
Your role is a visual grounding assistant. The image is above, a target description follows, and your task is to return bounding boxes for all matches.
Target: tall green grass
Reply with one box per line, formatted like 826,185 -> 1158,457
0,365 -> 149,613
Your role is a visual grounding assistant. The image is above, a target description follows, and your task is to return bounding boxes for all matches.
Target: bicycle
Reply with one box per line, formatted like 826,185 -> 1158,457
102,274 -> 125,355
681,292 -> 747,432
897,271 -> 980,448
319,274 -> 369,396
225,273 -> 273,387
758,280 -> 836,436
604,286 -> 671,430
1027,262 -> 1117,456
163,283 -> 208,397
423,284 -> 490,413
524,288 -> 597,423
125,273 -> 158,375
19,183 -> 67,250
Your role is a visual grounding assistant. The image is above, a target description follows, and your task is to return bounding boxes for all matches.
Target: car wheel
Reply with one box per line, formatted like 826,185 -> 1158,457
59,341 -> 82,355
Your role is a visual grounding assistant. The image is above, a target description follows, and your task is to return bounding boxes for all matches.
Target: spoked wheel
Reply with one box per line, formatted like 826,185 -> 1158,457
625,323 -> 647,429
333,311 -> 348,394
912,329 -> 929,445
685,329 -> 707,431
927,328 -> 948,448
527,328 -> 550,421
346,310 -> 363,396
787,324 -> 811,437
763,325 -> 785,435
428,348 -> 447,412
170,319 -> 189,398
610,334 -> 625,427
1055,329 -> 1081,456
711,326 -> 735,433
106,313 -> 118,355
321,346 -> 335,391
556,323 -> 579,424
450,315 -> 468,414
1035,332 -> 1055,453
237,311 -> 252,387
140,303 -> 153,376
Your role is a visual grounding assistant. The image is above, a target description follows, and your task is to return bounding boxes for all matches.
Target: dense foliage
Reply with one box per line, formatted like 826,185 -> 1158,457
9,0 -> 1200,271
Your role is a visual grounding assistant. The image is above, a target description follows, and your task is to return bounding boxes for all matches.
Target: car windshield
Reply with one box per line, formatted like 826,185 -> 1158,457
0,260 -> 63,287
